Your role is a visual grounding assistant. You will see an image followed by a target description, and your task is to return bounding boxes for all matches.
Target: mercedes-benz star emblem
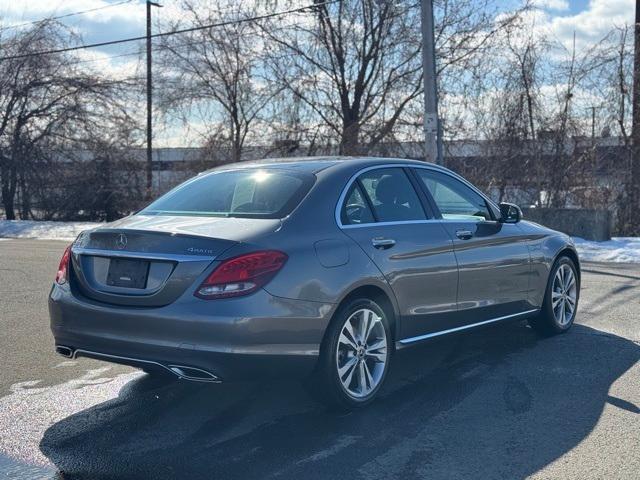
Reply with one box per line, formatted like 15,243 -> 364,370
115,233 -> 127,250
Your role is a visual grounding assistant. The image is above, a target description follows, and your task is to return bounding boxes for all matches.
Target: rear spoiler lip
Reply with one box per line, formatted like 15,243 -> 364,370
71,246 -> 221,263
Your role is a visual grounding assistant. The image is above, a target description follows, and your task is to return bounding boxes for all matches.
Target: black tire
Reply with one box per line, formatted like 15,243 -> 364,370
529,256 -> 579,337
312,297 -> 392,410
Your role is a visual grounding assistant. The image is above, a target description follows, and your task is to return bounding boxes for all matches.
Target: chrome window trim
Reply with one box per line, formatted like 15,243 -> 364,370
396,309 -> 539,347
335,162 -> 500,229
341,219 -> 443,229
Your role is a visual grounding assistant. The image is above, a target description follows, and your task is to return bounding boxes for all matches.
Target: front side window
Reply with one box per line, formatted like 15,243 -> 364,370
357,168 -> 427,223
415,169 -> 492,221
142,169 -> 313,219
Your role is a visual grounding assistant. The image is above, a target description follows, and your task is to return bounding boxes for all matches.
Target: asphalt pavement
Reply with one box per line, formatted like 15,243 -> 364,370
0,239 -> 638,479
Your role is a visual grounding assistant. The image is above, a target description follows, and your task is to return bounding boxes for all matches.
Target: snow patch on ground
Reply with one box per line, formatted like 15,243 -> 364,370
0,220 -> 101,241
573,237 -> 640,263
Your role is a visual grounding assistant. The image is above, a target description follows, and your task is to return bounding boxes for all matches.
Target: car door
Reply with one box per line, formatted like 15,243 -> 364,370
338,166 -> 459,340
411,167 -> 533,322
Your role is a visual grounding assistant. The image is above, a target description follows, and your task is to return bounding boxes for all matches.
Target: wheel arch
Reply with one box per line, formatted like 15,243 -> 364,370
321,283 -> 399,356
554,246 -> 581,285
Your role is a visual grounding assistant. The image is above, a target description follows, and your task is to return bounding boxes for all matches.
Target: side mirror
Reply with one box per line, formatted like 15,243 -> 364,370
499,202 -> 522,223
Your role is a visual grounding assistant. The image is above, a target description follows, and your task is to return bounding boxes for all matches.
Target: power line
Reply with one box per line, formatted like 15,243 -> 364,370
0,0 -> 134,32
0,0 -> 341,62
52,20 -> 309,66
46,31 -> 271,66
59,27 -> 291,67
67,50 -> 140,66
58,38 -> 224,66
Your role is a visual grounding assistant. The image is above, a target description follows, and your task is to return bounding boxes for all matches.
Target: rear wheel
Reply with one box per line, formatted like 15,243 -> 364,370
529,256 -> 579,336
314,298 -> 391,409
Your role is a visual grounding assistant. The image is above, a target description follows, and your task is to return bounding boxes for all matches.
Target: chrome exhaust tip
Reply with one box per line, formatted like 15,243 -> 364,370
55,345 -> 74,358
167,365 -> 220,383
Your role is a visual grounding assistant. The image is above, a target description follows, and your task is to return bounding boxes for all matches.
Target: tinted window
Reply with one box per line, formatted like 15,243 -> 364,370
415,169 -> 492,221
142,169 -> 313,218
357,168 -> 426,222
341,183 -> 375,225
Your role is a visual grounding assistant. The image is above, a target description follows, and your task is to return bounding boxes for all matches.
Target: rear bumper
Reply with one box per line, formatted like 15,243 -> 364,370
49,283 -> 334,381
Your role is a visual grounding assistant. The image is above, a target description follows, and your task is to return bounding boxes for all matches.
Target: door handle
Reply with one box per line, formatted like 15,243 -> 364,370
455,229 -> 474,240
372,237 -> 396,249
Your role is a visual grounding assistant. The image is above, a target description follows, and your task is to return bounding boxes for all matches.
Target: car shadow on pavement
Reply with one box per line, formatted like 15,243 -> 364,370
40,322 -> 639,480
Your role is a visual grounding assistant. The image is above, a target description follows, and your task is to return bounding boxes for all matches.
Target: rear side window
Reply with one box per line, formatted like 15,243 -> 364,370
415,169 -> 492,221
142,169 -> 314,218
341,183 -> 375,225
343,168 -> 427,223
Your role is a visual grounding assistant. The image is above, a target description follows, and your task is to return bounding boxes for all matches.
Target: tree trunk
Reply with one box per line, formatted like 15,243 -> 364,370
1,164 -> 17,220
230,120 -> 242,163
231,142 -> 241,163
340,120 -> 361,156
1,188 -> 15,220
19,168 -> 30,220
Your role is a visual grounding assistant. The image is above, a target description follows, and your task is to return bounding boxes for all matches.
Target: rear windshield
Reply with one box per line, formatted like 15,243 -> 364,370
141,169 -> 315,218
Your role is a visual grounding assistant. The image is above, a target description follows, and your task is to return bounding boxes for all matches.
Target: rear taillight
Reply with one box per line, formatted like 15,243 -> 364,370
55,245 -> 72,285
195,250 -> 287,299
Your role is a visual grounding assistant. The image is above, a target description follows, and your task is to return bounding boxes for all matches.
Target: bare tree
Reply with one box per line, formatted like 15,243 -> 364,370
263,0 -> 423,155
608,9 -> 640,235
469,23 -> 545,204
534,34 -> 614,208
263,0 -> 528,156
0,20 -> 126,220
156,1 -> 278,163
583,25 -> 637,232
601,27 -> 634,145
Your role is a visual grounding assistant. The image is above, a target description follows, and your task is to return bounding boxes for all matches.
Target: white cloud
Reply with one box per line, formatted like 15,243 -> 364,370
0,1 -> 144,27
541,0 -> 634,51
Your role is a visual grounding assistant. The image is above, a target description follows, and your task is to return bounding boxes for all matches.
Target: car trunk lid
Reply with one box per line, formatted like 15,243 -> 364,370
70,215 -> 281,307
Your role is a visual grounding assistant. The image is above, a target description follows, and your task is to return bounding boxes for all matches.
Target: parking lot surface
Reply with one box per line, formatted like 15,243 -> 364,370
0,239 -> 638,479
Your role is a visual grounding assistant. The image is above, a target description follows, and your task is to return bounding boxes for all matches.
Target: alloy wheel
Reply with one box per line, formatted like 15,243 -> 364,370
335,308 -> 388,398
552,264 -> 577,326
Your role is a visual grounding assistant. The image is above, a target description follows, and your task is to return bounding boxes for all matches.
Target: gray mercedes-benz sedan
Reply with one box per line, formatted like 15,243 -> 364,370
49,157 -> 580,408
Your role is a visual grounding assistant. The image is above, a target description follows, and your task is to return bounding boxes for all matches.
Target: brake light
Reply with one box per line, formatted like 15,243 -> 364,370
195,250 -> 287,299
55,245 -> 72,285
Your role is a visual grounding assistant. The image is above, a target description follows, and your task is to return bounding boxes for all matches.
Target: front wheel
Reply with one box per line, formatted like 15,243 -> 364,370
529,256 -> 579,336
314,298 -> 392,409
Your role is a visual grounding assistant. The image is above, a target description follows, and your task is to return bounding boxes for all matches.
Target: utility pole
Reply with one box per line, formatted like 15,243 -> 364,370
625,0 -> 640,235
146,0 -> 162,201
420,0 -> 441,165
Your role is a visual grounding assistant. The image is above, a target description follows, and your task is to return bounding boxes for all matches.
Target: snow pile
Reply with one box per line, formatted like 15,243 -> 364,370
0,220 -> 101,241
573,237 -> 640,263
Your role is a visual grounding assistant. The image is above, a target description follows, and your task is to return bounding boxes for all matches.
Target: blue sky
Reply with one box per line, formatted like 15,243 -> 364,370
566,0 -> 591,13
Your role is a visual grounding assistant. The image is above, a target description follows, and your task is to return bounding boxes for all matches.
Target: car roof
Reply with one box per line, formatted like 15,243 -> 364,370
209,156 -> 443,174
